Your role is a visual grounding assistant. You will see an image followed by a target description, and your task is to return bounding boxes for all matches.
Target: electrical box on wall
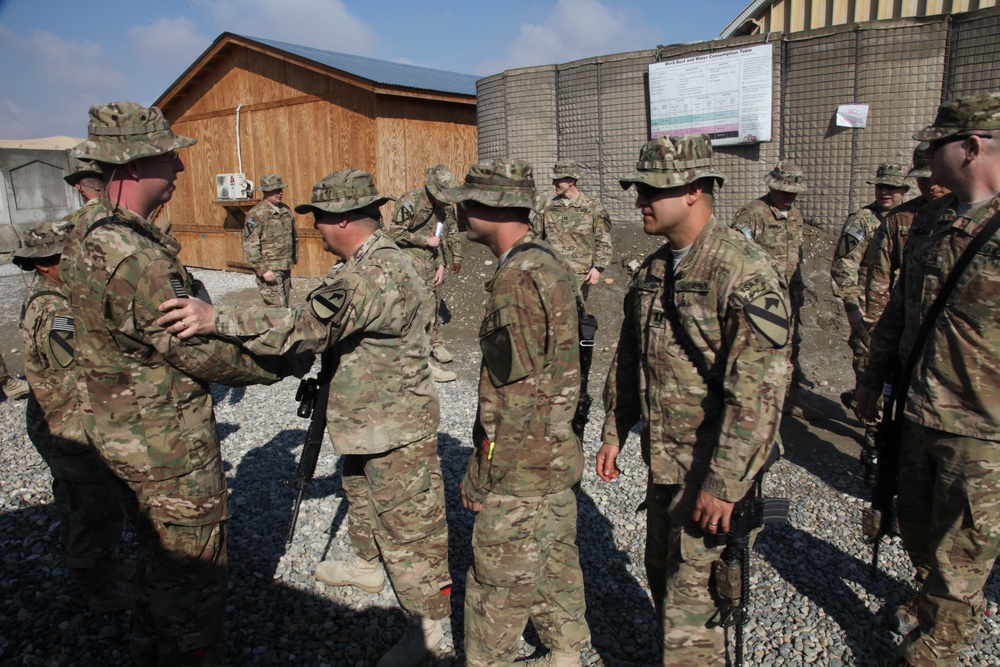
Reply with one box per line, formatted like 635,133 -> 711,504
215,173 -> 253,200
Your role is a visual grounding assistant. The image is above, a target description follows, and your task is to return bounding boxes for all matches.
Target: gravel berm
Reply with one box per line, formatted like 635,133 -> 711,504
1,265 -> 998,666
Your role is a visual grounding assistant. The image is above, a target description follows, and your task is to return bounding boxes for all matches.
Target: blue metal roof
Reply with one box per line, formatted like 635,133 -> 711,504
242,35 -> 480,96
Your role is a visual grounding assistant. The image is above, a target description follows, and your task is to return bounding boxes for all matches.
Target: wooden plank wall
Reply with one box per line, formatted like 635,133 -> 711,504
163,44 -> 477,277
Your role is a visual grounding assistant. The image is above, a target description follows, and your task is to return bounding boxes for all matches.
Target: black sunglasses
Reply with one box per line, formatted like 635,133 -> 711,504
928,133 -> 993,151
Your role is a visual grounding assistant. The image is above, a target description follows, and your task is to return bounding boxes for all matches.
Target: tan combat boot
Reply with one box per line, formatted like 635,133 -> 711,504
376,616 -> 444,667
2,376 -> 29,400
515,651 -> 582,667
432,344 -> 454,364
315,556 -> 385,593
430,361 -> 456,383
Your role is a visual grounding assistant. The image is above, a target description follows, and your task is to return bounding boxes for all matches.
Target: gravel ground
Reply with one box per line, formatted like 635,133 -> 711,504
1,267 -> 999,666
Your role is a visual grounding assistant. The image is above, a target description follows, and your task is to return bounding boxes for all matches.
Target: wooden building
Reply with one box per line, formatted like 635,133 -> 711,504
723,0 -> 998,35
155,33 -> 479,277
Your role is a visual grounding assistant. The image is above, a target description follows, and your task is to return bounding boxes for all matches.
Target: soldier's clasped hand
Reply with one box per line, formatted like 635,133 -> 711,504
157,297 -> 217,338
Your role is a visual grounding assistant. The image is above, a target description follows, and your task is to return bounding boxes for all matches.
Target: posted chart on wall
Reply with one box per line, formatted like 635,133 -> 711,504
648,43 -> 773,147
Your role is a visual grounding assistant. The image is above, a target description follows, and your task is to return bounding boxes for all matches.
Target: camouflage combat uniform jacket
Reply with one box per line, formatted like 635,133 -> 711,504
862,193 -> 1000,440
243,199 -> 296,274
463,232 -> 583,503
863,196 -> 927,323
831,203 -> 885,316
538,191 -> 612,277
602,217 -> 789,501
59,201 -> 286,482
215,229 -> 440,456
389,187 -> 462,271
731,195 -> 804,304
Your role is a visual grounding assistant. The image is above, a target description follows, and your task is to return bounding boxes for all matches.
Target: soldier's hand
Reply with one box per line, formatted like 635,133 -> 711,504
426,235 -> 441,249
596,444 -> 622,482
856,385 -> 881,422
847,308 -> 866,336
452,262 -> 461,274
262,270 -> 277,283
584,267 -> 602,285
433,265 -> 446,288
157,297 -> 217,339
460,484 -> 482,513
693,489 -> 735,535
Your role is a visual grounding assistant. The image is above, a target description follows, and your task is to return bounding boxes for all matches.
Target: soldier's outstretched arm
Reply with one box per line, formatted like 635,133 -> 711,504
158,297 -> 216,338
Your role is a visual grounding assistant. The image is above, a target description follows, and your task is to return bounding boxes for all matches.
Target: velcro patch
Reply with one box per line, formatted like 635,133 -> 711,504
310,287 -> 352,326
738,226 -> 755,241
49,316 -> 75,368
744,291 -> 789,348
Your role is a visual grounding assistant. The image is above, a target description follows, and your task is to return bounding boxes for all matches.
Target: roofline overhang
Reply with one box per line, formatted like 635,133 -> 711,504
721,0 -> 774,38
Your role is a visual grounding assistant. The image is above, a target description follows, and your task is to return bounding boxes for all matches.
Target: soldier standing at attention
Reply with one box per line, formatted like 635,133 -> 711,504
244,173 -> 297,307
158,170 -> 452,667
60,102 -> 287,666
440,159 -> 590,667
831,160 -> 909,411
597,135 -> 789,665
858,92 -> 1000,667
14,219 -> 133,614
538,160 -> 612,301
388,164 -> 461,382
731,161 -> 816,419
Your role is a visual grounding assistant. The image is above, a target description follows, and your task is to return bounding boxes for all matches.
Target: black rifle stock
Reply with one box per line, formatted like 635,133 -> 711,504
287,354 -> 335,545
868,368 -> 902,580
572,311 -> 598,441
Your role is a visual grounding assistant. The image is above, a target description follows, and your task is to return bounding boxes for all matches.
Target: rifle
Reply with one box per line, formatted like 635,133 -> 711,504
286,352 -> 336,545
572,310 -> 598,440
712,445 -> 790,667
864,368 -> 901,580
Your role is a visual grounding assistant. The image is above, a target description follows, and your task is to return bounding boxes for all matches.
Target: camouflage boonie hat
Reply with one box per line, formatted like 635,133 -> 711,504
550,160 -> 583,180
424,164 -> 458,201
63,159 -> 103,186
13,219 -> 75,269
913,92 -> 1000,142
763,160 -> 806,193
294,170 -> 394,216
907,142 -> 932,179
259,173 -> 287,192
619,135 -> 726,190
866,161 -> 909,188
70,101 -> 195,165
439,158 -> 536,210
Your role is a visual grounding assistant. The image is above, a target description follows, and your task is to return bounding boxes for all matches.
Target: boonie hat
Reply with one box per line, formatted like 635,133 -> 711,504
913,92 -> 1000,142
425,164 -> 458,202
438,159 -> 536,211
13,219 -> 75,269
550,160 -> 583,181
867,161 -> 910,188
907,143 -> 932,179
619,135 -> 726,190
294,170 -> 394,216
63,159 -> 103,186
763,161 -> 807,193
259,174 -> 287,192
70,101 -> 195,165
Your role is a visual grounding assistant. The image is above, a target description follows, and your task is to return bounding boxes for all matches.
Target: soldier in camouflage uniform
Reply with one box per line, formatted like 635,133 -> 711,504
858,93 -> 1000,667
243,173 -> 297,307
731,161 -> 816,419
538,160 -> 612,301
597,136 -> 789,666
831,160 -> 910,410
14,219 -> 133,614
388,164 -> 462,380
64,158 -> 105,203
158,170 -> 452,667
437,159 -> 590,667
60,102 -> 287,666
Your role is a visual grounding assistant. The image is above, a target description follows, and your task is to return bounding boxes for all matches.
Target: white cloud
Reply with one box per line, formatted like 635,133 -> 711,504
28,30 -> 126,89
475,0 -> 658,75
125,16 -> 213,102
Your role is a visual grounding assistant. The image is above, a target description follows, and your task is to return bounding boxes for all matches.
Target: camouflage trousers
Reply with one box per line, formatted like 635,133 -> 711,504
416,261 -> 445,348
464,488 -> 590,667
342,434 -> 452,620
120,456 -> 229,667
256,271 -> 291,307
848,322 -> 872,386
896,422 -> 1000,667
645,480 -> 728,666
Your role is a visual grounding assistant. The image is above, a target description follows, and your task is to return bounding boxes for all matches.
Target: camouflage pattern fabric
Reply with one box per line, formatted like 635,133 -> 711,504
59,198 -> 286,663
294,170 -> 393,215
341,434 -> 451,620
538,190 -> 612,289
462,231 -> 589,664
618,134 -> 726,190
464,489 -> 589,666
70,102 -> 194,165
913,91 -> 1000,141
258,173 -> 287,192
763,160 -> 807,194
0,352 -> 9,385
243,198 -> 296,306
866,160 -> 910,188
862,196 -> 927,326
446,159 -> 537,210
20,275 -> 127,572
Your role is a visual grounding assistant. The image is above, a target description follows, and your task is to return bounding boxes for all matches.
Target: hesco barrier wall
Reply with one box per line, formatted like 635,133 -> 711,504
476,8 -> 1000,233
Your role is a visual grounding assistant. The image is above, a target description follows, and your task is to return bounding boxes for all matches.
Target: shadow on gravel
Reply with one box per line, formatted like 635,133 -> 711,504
781,403 -> 869,501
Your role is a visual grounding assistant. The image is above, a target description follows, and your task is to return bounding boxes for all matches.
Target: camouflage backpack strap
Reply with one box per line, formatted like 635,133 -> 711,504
20,289 -> 65,320
864,203 -> 887,225
84,215 -> 164,248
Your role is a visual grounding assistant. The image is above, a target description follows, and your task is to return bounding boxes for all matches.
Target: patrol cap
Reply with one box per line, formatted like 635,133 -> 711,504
866,161 -> 909,188
63,159 -> 103,186
763,160 -> 806,193
913,92 -> 1000,142
424,164 -> 458,201
70,102 -> 195,165
259,173 -> 287,192
550,160 -> 583,181
12,219 -> 75,269
619,135 -> 726,191
907,142 -> 932,179
294,170 -> 394,216
439,158 -> 536,211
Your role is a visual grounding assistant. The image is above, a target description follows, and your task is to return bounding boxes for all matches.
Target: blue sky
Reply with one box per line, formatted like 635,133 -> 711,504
0,0 -> 750,139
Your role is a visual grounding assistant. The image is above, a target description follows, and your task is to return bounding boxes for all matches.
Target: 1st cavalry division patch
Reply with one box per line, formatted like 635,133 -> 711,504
744,291 -> 789,348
